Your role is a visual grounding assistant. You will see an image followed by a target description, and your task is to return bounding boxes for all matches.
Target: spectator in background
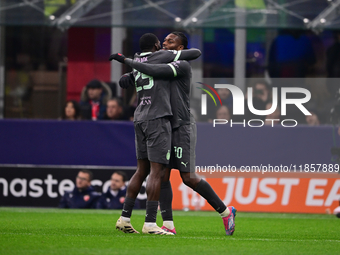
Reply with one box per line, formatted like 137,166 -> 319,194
252,81 -> 271,106
216,105 -> 231,121
206,88 -> 233,122
265,102 -> 281,126
60,100 -> 81,120
79,80 -> 112,120
242,81 -> 272,122
217,88 -> 233,110
306,110 -> 321,126
103,98 -> 127,121
59,170 -> 100,209
97,171 -> 127,209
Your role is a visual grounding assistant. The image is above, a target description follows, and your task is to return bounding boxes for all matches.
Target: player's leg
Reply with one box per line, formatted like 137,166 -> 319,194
183,122 -> 237,235
181,172 -> 236,235
158,124 -> 189,234
159,167 -> 176,233
158,124 -> 191,234
116,122 -> 149,234
143,164 -> 173,235
181,171 -> 227,213
181,171 -> 226,211
142,118 -> 174,235
122,159 -> 150,218
116,159 -> 150,234
144,161 -> 164,224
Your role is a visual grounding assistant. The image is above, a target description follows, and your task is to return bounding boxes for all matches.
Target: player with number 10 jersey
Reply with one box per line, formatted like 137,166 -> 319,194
132,42 -> 201,165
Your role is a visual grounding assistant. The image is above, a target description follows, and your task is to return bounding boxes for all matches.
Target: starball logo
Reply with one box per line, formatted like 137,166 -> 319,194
197,84 -> 312,128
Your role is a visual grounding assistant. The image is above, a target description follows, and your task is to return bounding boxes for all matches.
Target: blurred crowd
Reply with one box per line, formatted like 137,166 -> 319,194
58,29 -> 340,125
60,79 -> 135,122
61,78 -> 333,126
59,170 -> 140,209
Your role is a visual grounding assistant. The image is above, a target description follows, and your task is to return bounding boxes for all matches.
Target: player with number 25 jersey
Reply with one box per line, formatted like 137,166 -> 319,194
132,51 -> 174,123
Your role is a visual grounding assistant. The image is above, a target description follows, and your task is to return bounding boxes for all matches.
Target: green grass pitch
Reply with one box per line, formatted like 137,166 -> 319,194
0,208 -> 339,255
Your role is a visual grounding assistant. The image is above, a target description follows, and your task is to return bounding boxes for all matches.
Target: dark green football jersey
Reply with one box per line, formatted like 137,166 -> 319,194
133,51 -> 177,122
129,50 -> 200,124
167,60 -> 193,128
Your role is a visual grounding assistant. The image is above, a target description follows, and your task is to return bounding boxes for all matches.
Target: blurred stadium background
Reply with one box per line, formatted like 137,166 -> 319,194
0,0 -> 340,226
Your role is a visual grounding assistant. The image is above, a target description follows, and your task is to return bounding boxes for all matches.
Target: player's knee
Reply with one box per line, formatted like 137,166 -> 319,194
133,171 -> 146,182
161,168 -> 171,181
181,173 -> 201,189
181,174 -> 194,188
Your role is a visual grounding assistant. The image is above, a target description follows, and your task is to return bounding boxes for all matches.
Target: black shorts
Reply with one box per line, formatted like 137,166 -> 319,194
134,118 -> 172,165
168,122 -> 197,173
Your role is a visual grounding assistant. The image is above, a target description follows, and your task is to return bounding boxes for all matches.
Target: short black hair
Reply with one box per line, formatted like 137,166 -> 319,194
139,33 -> 159,51
79,169 -> 93,181
86,79 -> 102,89
113,171 -> 127,182
171,31 -> 188,49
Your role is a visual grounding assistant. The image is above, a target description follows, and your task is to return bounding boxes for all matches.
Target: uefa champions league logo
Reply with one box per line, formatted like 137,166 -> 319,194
197,83 -> 312,127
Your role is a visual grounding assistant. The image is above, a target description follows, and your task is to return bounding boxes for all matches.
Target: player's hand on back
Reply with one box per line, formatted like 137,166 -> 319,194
109,53 -> 126,63
119,73 -> 134,89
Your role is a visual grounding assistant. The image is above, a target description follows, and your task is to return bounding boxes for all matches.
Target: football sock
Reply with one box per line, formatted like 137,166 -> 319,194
194,179 -> 227,214
159,181 -> 174,221
121,197 -> 135,218
144,222 -> 157,227
163,221 -> 175,230
121,216 -> 130,222
220,208 -> 231,218
145,201 -> 158,222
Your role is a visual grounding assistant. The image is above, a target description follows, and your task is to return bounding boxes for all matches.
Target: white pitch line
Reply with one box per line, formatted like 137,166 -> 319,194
117,235 -> 340,243
0,208 -> 337,220
175,236 -> 340,243
1,232 -> 339,243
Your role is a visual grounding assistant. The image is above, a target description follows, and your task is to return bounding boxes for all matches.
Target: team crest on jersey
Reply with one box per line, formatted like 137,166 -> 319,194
171,61 -> 180,68
83,195 -> 90,202
169,50 -> 178,55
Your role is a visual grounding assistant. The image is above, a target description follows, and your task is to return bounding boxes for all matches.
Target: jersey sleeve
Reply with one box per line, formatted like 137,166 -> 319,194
174,48 -> 201,61
125,59 -> 190,79
166,61 -> 191,78
154,48 -> 201,62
